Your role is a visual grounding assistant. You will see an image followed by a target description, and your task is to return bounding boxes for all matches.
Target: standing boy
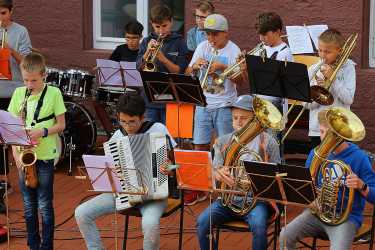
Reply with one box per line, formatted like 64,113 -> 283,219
8,52 -> 66,250
136,4 -> 189,124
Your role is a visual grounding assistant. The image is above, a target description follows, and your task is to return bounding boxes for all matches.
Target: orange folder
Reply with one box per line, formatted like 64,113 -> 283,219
174,149 -> 213,192
0,48 -> 11,80
166,103 -> 194,139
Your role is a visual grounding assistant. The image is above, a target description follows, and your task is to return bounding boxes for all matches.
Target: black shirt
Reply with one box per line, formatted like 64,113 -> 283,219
109,44 -> 139,62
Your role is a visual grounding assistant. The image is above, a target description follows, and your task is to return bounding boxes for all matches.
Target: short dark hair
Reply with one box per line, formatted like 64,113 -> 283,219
255,12 -> 283,35
124,20 -> 144,36
117,92 -> 145,117
150,4 -> 172,24
196,1 -> 215,13
0,0 -> 12,11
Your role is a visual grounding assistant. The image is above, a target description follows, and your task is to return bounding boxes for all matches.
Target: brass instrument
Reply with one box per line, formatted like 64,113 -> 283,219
213,42 -> 265,86
220,96 -> 284,215
310,107 -> 365,225
281,33 -> 358,143
142,35 -> 164,72
18,89 -> 38,189
200,48 -> 218,92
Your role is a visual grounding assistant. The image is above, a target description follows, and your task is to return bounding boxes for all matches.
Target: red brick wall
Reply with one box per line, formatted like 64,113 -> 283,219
12,0 -> 375,151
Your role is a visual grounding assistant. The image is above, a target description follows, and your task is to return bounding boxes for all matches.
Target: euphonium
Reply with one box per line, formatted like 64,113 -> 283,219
142,35 -> 164,72
220,96 -> 284,215
310,107 -> 365,225
213,42 -> 265,86
18,89 -> 38,188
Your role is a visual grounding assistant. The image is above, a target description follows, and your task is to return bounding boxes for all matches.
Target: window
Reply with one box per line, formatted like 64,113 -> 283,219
369,0 -> 375,67
93,0 -> 185,50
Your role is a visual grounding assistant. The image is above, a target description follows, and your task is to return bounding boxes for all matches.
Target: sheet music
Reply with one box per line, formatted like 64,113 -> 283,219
286,26 -> 314,54
0,110 -> 31,146
306,24 -> 329,49
119,61 -> 143,87
82,154 -> 122,192
96,59 -> 123,87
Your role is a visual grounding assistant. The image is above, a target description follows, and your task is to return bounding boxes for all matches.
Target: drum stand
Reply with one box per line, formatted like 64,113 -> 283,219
67,136 -> 75,176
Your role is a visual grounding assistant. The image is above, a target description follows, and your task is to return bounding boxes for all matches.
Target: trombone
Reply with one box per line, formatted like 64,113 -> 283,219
281,33 -> 358,143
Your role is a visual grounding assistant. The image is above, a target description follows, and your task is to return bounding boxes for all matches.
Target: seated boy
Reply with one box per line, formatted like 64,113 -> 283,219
197,95 -> 280,250
75,93 -> 177,250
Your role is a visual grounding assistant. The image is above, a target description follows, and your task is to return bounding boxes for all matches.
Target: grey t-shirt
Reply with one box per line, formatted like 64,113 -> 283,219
0,22 -> 31,98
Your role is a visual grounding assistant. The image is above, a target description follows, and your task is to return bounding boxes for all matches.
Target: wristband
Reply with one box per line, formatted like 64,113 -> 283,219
42,128 -> 48,138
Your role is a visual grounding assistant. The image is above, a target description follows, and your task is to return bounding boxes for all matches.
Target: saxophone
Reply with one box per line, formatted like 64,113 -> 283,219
220,97 -> 284,215
18,89 -> 38,189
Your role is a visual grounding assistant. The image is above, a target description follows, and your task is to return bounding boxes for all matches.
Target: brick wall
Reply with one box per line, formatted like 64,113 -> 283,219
12,0 -> 375,151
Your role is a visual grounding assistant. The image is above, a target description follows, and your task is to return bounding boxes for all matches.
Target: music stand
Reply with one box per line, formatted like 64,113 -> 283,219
140,71 -> 206,106
246,55 -> 311,102
0,110 -> 34,250
243,161 -> 316,207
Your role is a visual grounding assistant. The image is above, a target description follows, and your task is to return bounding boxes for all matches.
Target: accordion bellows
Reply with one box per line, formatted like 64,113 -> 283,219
104,132 -> 169,211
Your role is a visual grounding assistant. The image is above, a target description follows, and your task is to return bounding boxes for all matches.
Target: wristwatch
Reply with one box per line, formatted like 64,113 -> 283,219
361,182 -> 368,192
42,128 -> 49,138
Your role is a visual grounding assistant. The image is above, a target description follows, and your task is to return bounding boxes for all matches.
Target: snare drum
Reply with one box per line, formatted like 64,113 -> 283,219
95,86 -> 136,104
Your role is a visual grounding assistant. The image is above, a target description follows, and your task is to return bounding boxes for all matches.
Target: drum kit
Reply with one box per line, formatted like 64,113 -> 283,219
45,67 -> 127,173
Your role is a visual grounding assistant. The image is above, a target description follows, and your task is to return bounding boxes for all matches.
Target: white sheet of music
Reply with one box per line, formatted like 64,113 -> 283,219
119,61 -> 143,87
286,25 -> 314,54
96,59 -> 123,87
306,24 -> 329,49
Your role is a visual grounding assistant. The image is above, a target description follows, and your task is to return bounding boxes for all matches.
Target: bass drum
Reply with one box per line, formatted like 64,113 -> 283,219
61,101 -> 97,161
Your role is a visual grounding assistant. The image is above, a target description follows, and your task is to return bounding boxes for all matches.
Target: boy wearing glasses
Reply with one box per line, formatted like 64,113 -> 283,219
186,0 -> 215,52
109,20 -> 143,62
75,93 -> 177,250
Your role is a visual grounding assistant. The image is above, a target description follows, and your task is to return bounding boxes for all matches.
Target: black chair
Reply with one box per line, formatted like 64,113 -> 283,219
213,206 -> 281,250
121,192 -> 184,250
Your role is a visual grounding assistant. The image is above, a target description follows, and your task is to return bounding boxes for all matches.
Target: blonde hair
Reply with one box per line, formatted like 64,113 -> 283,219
319,28 -> 345,48
20,52 -> 46,75
196,1 -> 214,13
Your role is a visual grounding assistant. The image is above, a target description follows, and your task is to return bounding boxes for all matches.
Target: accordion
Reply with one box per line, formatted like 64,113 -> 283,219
103,132 -> 169,211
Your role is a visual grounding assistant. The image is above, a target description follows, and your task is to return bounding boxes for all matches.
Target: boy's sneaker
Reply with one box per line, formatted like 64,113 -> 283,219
184,191 -> 199,206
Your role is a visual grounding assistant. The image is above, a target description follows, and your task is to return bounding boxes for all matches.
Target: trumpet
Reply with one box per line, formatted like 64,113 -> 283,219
281,33 -> 358,143
142,35 -> 164,72
200,48 -> 218,91
212,42 -> 265,86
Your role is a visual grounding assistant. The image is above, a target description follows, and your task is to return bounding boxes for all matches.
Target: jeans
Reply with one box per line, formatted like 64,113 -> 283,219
279,209 -> 357,250
75,193 -> 167,250
197,200 -> 269,250
193,106 -> 233,145
145,107 -> 166,124
19,160 -> 55,250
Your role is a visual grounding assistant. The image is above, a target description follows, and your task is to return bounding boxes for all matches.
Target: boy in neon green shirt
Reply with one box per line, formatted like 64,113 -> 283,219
8,52 -> 66,250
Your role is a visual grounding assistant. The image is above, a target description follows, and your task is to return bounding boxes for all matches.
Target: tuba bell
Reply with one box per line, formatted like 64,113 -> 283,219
310,107 -> 365,225
220,96 -> 284,215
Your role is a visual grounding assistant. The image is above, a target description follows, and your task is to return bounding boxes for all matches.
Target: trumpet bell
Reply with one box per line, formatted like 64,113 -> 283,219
310,85 -> 334,105
326,107 -> 365,142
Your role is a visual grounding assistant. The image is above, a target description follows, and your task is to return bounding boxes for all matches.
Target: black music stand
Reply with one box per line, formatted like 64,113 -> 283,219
0,110 -> 34,249
140,71 -> 206,106
243,161 -> 316,207
246,55 -> 311,102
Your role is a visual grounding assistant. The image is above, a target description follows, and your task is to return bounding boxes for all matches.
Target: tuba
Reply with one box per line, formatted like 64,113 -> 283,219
310,107 -> 365,225
213,42 -> 265,86
142,35 -> 164,72
220,96 -> 284,215
18,89 -> 38,189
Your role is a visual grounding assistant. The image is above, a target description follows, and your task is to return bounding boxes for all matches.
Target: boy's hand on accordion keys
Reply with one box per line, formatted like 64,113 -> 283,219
160,160 -> 175,176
